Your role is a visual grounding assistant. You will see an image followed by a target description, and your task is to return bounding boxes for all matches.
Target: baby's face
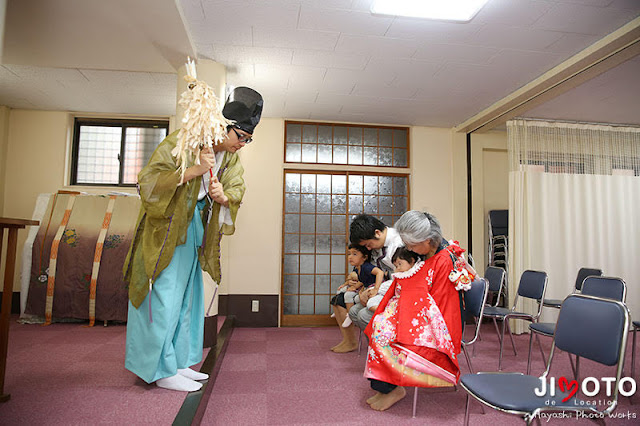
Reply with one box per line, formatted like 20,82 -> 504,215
393,258 -> 413,273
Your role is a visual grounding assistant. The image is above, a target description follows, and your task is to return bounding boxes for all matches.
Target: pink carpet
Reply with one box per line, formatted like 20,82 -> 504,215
0,315 -> 209,425
201,323 -> 640,425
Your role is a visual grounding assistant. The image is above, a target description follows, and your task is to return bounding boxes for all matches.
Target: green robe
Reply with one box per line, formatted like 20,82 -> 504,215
124,130 -> 245,308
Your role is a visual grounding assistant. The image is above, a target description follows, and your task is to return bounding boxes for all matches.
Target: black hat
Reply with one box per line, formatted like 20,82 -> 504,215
222,87 -> 263,134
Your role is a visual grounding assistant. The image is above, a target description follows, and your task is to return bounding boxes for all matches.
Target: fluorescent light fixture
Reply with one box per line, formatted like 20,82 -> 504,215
371,0 -> 489,22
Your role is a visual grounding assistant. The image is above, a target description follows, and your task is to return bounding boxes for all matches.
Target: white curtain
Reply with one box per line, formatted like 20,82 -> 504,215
508,119 -> 640,333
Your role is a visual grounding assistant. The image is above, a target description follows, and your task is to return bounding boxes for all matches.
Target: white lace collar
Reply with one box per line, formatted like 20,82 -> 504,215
392,260 -> 425,279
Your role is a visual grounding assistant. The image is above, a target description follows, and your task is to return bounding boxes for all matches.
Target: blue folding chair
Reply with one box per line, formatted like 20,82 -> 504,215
526,268 -> 604,374
461,294 -> 631,425
482,270 -> 548,370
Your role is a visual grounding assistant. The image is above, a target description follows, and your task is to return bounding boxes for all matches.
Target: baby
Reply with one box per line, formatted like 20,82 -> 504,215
365,247 -> 422,313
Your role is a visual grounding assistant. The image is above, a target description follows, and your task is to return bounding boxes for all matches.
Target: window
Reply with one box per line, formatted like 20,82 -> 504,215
71,118 -> 169,186
285,121 -> 409,167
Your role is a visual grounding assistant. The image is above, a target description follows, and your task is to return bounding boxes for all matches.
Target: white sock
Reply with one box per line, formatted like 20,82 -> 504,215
178,367 -> 209,381
156,374 -> 203,392
330,312 -> 335,318
342,316 -> 352,328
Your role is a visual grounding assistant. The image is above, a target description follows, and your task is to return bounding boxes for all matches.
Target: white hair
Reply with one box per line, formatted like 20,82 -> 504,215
394,210 -> 443,248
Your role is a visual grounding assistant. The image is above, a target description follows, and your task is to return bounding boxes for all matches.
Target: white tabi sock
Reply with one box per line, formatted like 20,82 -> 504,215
342,316 -> 352,328
156,374 -> 203,392
178,367 -> 209,381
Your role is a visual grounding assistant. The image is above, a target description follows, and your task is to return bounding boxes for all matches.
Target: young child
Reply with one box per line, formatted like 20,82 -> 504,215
366,247 -> 422,313
332,244 -> 385,328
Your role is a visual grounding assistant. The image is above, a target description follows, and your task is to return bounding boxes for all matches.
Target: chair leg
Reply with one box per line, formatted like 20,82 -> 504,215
632,326 -> 637,378
464,394 -> 471,426
499,318 -> 506,370
462,345 -> 474,374
506,320 -> 517,356
527,331 -> 534,375
569,353 -> 577,379
357,328 -> 362,356
492,318 -> 502,344
412,387 -> 418,418
535,333 -> 546,365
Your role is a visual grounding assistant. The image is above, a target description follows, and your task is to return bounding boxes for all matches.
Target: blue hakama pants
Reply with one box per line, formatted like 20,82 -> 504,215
125,202 -> 205,383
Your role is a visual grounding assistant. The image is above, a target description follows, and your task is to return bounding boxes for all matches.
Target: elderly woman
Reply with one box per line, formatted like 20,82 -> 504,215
363,210 -> 474,411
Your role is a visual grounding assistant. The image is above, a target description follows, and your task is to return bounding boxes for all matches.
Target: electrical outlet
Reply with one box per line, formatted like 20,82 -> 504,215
251,300 -> 259,312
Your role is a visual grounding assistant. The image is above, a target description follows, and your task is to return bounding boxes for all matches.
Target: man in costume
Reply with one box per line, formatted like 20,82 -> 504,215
123,87 -> 263,392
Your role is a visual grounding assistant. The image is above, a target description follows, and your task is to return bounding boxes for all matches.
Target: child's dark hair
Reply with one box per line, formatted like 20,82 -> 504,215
392,246 -> 421,265
349,214 -> 386,244
348,242 -> 371,261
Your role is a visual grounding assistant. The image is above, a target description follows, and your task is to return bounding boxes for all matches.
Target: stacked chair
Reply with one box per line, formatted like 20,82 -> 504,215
487,210 -> 508,274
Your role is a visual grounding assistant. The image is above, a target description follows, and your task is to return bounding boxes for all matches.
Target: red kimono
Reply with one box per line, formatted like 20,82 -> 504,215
364,243 -> 469,388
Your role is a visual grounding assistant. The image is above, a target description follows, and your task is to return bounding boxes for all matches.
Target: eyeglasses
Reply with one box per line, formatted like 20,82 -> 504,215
231,127 -> 253,144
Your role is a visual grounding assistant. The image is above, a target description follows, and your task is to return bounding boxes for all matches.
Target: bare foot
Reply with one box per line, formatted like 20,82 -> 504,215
331,340 -> 347,351
370,386 -> 406,411
366,392 -> 382,405
332,341 -> 357,353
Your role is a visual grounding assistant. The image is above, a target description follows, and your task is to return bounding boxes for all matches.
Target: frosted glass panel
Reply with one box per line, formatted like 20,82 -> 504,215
286,123 -> 302,142
302,125 -> 317,143
285,174 -> 300,192
283,295 -> 298,314
284,234 -> 299,253
300,255 -> 315,274
301,174 -> 316,193
348,128 -> 363,145
302,144 -> 317,162
300,235 -> 315,253
348,146 -> 363,165
284,275 -> 298,294
286,144 -> 301,162
301,194 -> 316,213
316,255 -> 330,274
349,175 -> 363,194
316,275 -> 330,294
285,194 -> 300,213
318,145 -> 332,163
394,148 -> 407,167
300,275 -> 314,294
333,145 -> 347,163
284,122 -> 407,168
299,296 -> 314,314
332,175 -> 346,194
284,255 -> 299,274
349,195 -> 363,214
334,126 -> 348,144
282,170 -> 409,320
364,147 -> 378,165
315,296 -> 331,314
394,129 -> 407,148
316,195 -> 331,213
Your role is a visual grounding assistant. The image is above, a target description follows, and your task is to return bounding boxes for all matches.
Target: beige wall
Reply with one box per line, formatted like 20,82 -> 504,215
410,126 -> 456,239
470,130 -> 508,273
219,118 -> 284,295
1,110 -> 478,299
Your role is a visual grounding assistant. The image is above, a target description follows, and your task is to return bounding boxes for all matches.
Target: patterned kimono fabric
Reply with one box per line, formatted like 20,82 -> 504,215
364,245 -> 466,388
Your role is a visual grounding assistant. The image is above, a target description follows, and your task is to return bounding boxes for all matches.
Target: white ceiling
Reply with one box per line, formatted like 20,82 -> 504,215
1,0 -> 639,128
